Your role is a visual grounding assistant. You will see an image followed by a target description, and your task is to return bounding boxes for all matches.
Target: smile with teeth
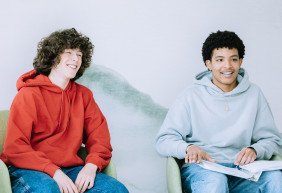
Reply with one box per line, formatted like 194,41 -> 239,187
221,71 -> 233,78
67,64 -> 77,69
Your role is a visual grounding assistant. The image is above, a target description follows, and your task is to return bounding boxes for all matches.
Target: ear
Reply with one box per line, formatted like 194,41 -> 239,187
205,60 -> 211,71
239,58 -> 243,67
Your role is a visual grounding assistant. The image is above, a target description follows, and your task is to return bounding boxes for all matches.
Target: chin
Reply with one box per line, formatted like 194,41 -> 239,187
67,73 -> 77,79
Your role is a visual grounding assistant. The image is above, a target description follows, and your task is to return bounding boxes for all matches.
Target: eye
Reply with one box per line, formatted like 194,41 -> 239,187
216,58 -> 223,62
232,58 -> 238,62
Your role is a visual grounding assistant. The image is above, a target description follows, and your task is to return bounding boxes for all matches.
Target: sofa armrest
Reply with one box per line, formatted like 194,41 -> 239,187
102,160 -> 117,179
0,159 -> 12,193
166,157 -> 182,193
271,154 -> 282,161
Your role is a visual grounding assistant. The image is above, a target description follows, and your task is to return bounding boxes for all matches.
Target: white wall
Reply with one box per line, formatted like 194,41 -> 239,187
3,0 -> 282,131
0,3 -> 281,129
1,1 -> 282,130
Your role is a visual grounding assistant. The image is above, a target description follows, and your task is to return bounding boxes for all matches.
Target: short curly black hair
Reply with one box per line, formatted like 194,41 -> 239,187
33,28 -> 94,81
202,30 -> 245,64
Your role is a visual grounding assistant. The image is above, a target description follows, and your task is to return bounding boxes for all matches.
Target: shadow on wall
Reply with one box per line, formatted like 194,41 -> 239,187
78,65 -> 168,193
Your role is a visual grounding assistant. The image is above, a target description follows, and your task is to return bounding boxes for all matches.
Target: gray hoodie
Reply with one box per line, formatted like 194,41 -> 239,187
155,68 -> 282,163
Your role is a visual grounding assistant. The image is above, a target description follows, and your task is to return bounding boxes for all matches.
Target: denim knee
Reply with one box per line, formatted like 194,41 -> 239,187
96,182 -> 128,193
12,177 -> 60,193
181,164 -> 228,193
42,180 -> 61,193
98,178 -> 129,193
115,182 -> 129,193
86,173 -> 128,193
190,174 -> 228,193
9,166 -> 60,193
261,170 -> 282,192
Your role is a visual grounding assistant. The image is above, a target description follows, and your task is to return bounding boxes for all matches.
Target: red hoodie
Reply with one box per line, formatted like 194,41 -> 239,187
0,70 -> 112,177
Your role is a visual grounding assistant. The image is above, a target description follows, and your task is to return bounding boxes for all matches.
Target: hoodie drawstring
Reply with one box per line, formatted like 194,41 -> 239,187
57,91 -> 71,130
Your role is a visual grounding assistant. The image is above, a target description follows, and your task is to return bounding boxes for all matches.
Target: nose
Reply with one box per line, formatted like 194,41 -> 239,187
224,60 -> 232,67
71,52 -> 78,61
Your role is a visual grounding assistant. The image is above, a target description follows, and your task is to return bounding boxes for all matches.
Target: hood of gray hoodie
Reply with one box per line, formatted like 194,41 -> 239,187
194,68 -> 250,97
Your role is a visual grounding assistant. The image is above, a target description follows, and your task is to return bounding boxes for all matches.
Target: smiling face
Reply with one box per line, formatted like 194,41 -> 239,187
48,48 -> 83,89
205,47 -> 242,92
52,48 -> 83,80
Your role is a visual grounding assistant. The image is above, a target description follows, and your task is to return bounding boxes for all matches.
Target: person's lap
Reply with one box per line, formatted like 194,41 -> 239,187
181,163 -> 282,193
62,166 -> 128,193
181,163 -> 229,193
9,165 -> 128,193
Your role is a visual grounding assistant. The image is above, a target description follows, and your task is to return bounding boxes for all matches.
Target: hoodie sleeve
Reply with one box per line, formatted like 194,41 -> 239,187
155,93 -> 192,159
250,91 -> 282,160
83,92 -> 112,171
3,89 -> 59,177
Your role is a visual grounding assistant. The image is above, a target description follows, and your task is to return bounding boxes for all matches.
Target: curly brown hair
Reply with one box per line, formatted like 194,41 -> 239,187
33,28 -> 94,80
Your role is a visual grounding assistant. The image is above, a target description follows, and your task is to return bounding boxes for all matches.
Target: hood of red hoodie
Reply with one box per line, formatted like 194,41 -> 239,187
16,69 -> 73,93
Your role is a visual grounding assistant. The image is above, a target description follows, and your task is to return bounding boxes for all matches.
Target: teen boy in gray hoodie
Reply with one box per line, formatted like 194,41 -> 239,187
156,30 -> 282,193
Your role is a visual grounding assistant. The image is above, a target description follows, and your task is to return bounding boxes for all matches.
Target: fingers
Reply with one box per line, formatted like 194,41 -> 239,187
70,181 -> 79,193
185,153 -> 196,163
185,154 -> 189,163
88,179 -> 94,190
75,177 -> 82,192
79,180 -> 89,193
204,153 -> 215,162
53,169 -> 78,193
185,145 -> 193,163
75,166 -> 96,193
63,181 -> 79,193
188,152 -> 199,163
76,177 -> 94,193
75,176 -> 85,193
234,148 -> 246,165
58,185 -> 63,193
235,147 -> 257,165
185,145 -> 214,163
185,149 -> 199,163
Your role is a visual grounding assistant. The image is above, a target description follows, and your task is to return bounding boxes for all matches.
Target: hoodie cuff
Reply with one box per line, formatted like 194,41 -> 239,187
250,144 -> 263,160
177,142 -> 190,159
43,163 -> 60,177
86,156 -> 110,172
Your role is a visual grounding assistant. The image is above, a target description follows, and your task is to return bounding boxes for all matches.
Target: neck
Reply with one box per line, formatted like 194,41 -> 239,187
220,84 -> 236,92
212,80 -> 238,93
48,72 -> 69,90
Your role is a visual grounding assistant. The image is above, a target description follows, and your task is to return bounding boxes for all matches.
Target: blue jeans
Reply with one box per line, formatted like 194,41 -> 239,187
8,165 -> 129,193
181,163 -> 282,193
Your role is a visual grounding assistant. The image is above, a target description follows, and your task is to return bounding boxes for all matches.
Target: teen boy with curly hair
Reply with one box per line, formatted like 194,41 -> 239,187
156,30 -> 282,193
1,28 -> 128,193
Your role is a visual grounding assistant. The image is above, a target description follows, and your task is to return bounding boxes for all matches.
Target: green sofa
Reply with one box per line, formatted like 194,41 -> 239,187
167,142 -> 282,193
0,110 -> 117,193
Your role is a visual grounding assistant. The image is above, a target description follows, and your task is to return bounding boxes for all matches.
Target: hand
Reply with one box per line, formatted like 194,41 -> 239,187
185,144 -> 214,164
234,147 -> 257,165
53,169 -> 78,193
75,163 -> 98,193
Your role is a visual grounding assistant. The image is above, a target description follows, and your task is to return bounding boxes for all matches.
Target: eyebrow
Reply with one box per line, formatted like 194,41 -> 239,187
64,49 -> 83,53
214,55 -> 239,58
